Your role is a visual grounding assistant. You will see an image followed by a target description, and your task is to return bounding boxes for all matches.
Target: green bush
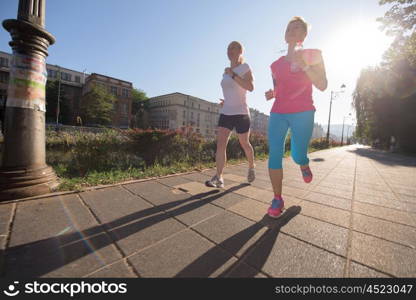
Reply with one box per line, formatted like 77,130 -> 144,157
44,128 -> 272,178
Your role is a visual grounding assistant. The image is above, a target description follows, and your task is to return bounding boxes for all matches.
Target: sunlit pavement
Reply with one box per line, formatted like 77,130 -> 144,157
1,144 -> 415,278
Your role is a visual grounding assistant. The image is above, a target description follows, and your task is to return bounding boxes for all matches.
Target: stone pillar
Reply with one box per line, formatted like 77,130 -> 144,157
0,0 -> 58,201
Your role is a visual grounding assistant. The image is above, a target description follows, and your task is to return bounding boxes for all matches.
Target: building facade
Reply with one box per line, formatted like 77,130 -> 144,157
0,51 -> 132,128
249,108 -> 269,135
147,92 -> 269,139
0,52 -> 11,111
83,73 -> 132,128
45,63 -> 85,124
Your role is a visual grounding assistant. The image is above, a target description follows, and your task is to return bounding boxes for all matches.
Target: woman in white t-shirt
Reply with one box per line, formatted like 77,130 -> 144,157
206,41 -> 256,188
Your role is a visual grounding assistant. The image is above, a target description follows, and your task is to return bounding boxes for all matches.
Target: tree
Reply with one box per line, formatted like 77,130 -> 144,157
377,0 -> 416,37
352,0 -> 416,152
130,88 -> 150,129
45,80 -> 71,124
80,85 -> 115,126
378,0 -> 416,69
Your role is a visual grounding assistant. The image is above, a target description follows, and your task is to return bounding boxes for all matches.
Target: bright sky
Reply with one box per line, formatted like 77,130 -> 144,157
0,0 -> 394,126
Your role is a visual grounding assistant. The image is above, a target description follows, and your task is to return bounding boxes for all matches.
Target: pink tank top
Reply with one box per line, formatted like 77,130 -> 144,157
270,56 -> 315,114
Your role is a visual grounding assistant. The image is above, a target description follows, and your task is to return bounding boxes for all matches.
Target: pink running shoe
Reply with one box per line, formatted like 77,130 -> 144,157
301,166 -> 313,183
267,198 -> 285,218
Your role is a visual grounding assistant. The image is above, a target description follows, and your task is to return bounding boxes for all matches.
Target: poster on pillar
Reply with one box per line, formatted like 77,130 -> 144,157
6,53 -> 47,112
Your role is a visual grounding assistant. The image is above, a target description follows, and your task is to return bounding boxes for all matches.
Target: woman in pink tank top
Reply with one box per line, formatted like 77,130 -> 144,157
264,17 -> 328,218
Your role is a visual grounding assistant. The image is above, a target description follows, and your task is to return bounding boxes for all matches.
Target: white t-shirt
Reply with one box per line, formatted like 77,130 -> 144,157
220,63 -> 252,115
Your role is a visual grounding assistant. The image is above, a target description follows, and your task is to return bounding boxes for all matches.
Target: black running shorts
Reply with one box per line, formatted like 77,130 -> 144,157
218,114 -> 251,134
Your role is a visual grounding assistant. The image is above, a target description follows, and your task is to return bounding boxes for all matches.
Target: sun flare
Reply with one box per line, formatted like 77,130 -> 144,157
323,21 -> 394,74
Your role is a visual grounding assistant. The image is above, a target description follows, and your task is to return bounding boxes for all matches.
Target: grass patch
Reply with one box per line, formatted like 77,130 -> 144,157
54,149 -> 323,192
54,154 -> 269,192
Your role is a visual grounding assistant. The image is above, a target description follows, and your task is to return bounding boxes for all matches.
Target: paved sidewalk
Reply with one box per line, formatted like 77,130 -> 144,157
1,145 -> 415,278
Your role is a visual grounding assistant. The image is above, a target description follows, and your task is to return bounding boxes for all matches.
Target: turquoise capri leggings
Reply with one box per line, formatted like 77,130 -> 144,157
268,110 -> 315,169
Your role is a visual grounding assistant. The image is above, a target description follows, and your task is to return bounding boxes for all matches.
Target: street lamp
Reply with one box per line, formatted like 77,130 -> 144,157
341,113 -> 352,146
326,84 -> 346,145
0,0 -> 58,200
82,68 -> 87,84
56,65 -> 61,126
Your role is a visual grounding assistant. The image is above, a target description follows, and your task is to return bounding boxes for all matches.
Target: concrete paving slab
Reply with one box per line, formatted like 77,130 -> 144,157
303,192 -> 351,210
352,213 -> 416,249
355,182 -> 392,193
349,262 -> 390,278
313,185 -> 353,200
355,193 -> 416,213
86,260 -> 137,278
128,229 -> 238,277
192,211 -> 269,258
123,181 -> 189,206
228,199 -> 270,222
0,236 -> 6,276
351,232 -> 416,277
353,202 -> 416,227
170,202 -> 224,227
318,181 -> 354,192
281,185 -> 309,198
233,185 -> 274,203
0,203 -> 14,235
242,233 -> 346,277
300,201 -> 351,228
280,214 -> 349,256
390,185 -> 416,197
5,194 -> 122,277
397,194 -> 416,204
79,186 -> 158,224
173,181 -> 217,195
108,214 -> 187,256
181,173 -> 211,183
157,176 -> 191,187
223,174 -> 246,183
249,179 -> 273,190
209,192 -> 250,209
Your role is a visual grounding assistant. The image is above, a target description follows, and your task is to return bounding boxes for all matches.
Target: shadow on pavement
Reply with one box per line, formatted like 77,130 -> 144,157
4,184 -> 250,278
349,147 -> 416,167
175,206 -> 302,278
311,158 -> 325,162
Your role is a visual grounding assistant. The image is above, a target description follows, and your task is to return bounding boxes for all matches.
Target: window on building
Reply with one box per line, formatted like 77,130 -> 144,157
191,102 -> 194,108
0,72 -> 9,83
111,86 -> 118,96
47,69 -> 57,79
0,57 -> 9,67
121,103 -> 128,114
0,89 -> 7,106
198,104 -> 200,109
61,72 -> 72,81
191,112 -> 193,119
75,76 -> 80,83
122,88 -> 128,97
196,128 -> 200,133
